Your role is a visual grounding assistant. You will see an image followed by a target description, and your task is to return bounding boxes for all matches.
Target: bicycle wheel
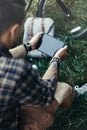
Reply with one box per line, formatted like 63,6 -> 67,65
36,0 -> 71,17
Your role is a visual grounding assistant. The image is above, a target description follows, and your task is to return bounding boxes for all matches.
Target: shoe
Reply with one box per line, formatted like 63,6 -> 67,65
74,83 -> 87,96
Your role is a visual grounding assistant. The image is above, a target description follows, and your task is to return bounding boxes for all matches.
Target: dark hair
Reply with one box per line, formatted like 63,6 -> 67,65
5,0 -> 26,8
0,1 -> 25,35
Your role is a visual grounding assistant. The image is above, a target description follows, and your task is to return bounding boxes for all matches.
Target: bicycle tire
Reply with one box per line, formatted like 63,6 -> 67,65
36,0 -> 47,17
25,0 -> 33,12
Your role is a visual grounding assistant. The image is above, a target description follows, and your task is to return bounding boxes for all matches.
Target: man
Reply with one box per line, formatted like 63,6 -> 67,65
0,1 -> 70,130
0,1 -> 87,130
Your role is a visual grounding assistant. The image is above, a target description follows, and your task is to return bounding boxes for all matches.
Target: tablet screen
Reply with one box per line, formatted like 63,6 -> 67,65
38,33 -> 65,57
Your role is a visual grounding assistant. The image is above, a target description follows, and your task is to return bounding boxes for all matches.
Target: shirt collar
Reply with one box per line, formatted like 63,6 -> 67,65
0,44 -> 12,58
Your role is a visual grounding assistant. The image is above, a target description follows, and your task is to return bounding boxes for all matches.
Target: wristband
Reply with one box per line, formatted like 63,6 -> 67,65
49,57 -> 61,67
23,43 -> 32,54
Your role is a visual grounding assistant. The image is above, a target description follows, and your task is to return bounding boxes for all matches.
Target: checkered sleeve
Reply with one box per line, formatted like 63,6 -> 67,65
14,60 -> 56,106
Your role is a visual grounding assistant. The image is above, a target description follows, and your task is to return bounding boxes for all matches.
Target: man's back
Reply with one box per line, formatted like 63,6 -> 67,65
0,55 -> 55,129
0,57 -> 27,129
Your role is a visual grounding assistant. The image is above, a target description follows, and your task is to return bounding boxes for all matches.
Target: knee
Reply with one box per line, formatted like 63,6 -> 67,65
61,83 -> 76,107
60,82 -> 72,95
54,82 -> 73,106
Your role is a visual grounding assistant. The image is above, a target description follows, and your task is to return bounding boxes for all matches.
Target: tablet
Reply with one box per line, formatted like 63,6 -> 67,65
38,33 -> 65,57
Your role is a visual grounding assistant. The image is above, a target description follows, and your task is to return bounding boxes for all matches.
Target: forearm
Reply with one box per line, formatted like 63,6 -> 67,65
42,61 -> 58,80
43,45 -> 68,80
9,32 -> 43,59
9,45 -> 26,58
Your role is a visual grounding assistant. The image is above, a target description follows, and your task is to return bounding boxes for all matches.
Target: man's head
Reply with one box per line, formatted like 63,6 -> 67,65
0,1 -> 25,48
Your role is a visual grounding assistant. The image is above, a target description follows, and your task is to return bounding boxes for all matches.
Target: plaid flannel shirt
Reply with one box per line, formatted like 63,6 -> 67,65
0,44 -> 56,130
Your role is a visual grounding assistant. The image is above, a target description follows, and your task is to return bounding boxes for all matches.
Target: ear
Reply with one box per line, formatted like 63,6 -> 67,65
10,24 -> 20,39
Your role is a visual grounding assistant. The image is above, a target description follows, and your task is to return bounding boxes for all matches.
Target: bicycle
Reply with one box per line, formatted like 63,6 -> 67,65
25,0 -> 71,17
25,0 -> 87,40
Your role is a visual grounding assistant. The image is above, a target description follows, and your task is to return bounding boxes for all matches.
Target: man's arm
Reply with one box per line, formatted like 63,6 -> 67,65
9,32 -> 43,58
42,46 -> 68,80
9,45 -> 26,58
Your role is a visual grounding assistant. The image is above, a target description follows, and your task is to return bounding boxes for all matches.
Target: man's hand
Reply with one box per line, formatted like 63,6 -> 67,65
29,32 -> 43,50
53,45 -> 68,61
